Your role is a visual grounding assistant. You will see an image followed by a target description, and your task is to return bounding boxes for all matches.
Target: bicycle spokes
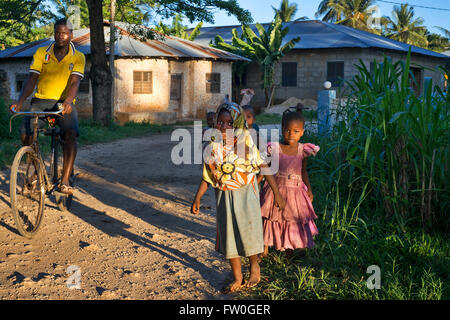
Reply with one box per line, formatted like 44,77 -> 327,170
11,150 -> 45,234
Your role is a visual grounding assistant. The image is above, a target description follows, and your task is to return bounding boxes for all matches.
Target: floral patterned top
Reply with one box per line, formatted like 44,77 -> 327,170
203,130 -> 263,191
202,102 -> 264,191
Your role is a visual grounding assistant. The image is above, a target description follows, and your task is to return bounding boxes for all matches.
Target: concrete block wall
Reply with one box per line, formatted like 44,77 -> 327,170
243,48 -> 447,109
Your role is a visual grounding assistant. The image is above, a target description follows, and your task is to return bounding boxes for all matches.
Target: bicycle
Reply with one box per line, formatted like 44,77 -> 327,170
9,105 -> 75,238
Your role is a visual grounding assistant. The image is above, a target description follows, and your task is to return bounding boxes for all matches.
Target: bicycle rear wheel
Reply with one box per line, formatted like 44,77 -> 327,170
10,146 -> 46,238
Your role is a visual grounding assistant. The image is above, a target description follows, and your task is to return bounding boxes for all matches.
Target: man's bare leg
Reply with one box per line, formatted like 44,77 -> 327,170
20,133 -> 33,146
61,129 -> 77,191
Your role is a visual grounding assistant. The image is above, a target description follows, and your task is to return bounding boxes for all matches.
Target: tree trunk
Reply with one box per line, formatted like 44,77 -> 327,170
86,0 -> 112,126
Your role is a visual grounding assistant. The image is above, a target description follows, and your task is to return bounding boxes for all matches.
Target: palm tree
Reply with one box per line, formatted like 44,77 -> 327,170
435,26 -> 450,39
271,0 -> 309,22
316,0 -> 344,23
426,32 -> 450,52
315,0 -> 378,32
384,4 -> 428,47
272,0 -> 297,22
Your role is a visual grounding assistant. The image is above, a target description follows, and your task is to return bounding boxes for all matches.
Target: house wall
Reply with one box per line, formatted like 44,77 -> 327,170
114,58 -> 169,113
0,60 -> 36,105
245,48 -> 447,109
115,58 -> 232,119
172,60 -> 231,118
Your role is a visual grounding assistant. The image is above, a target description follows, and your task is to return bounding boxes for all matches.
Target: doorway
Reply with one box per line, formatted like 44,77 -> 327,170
169,73 -> 182,117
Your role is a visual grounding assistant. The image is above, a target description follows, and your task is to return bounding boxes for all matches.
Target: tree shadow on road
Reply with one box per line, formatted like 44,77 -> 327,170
66,169 -> 227,297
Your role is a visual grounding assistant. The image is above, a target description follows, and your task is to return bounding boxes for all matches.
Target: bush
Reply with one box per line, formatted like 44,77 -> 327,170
338,49 -> 449,231
241,49 -> 449,300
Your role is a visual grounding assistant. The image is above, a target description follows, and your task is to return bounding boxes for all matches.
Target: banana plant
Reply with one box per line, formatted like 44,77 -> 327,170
212,14 -> 300,108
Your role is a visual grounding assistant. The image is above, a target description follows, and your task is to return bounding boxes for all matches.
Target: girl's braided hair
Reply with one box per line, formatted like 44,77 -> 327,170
281,104 -> 305,130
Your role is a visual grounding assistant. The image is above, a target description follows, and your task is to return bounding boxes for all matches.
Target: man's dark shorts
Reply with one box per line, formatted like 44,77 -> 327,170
20,98 -> 79,138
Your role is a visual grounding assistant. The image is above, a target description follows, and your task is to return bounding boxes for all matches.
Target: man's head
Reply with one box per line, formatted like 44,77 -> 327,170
54,19 -> 73,49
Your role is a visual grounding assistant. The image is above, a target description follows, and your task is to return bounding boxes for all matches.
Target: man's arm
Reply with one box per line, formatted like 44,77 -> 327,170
10,73 -> 39,112
61,74 -> 82,115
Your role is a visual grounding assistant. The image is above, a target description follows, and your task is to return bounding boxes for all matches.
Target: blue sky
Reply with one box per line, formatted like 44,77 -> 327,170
184,0 -> 450,36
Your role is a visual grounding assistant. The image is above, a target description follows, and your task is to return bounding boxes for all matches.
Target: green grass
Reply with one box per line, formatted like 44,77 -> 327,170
76,118 -> 175,146
240,211 -> 449,300
255,113 -> 282,125
255,110 -> 317,125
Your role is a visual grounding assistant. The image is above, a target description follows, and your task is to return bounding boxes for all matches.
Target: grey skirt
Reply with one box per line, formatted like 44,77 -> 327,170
214,180 -> 264,259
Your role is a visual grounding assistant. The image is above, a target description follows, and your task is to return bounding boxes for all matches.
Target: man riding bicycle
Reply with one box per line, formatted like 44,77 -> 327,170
10,18 -> 85,195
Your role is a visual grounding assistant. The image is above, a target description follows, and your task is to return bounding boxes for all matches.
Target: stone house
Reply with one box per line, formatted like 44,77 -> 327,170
192,20 -> 449,109
0,23 -> 248,124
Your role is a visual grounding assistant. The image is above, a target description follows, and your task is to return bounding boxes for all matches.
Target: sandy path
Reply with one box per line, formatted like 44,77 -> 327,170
0,131 -> 238,300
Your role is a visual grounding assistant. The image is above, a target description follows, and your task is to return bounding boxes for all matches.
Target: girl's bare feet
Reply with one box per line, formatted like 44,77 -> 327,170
246,255 -> 261,288
223,257 -> 244,293
259,246 -> 269,260
222,278 -> 244,294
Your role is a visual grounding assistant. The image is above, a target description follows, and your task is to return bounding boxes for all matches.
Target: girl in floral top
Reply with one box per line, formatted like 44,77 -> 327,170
191,102 -> 285,293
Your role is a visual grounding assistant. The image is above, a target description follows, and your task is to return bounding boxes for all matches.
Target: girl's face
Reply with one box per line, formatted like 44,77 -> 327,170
282,119 -> 304,145
217,110 -> 233,139
244,109 -> 255,128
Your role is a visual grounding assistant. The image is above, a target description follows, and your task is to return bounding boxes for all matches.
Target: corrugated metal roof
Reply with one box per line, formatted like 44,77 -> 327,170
0,23 -> 249,61
191,20 -> 448,59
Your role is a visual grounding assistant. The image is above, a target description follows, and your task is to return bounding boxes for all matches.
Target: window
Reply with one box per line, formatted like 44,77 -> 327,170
79,73 -> 90,93
327,61 -> 344,87
15,73 -> 28,92
133,71 -> 152,94
282,62 -> 297,87
206,73 -> 220,93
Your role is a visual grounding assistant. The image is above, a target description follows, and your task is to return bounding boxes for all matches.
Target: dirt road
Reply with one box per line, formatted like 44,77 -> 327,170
0,131 -> 239,299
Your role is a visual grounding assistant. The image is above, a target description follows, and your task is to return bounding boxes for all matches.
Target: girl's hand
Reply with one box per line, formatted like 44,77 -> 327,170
257,174 -> 264,184
274,194 -> 286,211
191,198 -> 201,215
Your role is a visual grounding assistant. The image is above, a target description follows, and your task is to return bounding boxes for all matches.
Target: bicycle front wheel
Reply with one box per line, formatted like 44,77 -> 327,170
10,146 -> 46,238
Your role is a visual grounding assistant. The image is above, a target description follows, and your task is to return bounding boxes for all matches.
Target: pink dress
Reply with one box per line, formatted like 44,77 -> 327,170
260,142 -> 319,251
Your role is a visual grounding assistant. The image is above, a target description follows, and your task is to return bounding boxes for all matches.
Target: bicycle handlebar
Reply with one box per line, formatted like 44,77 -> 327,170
9,108 -> 63,133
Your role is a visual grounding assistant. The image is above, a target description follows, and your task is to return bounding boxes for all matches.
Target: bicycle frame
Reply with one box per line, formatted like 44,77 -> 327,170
10,110 -> 63,195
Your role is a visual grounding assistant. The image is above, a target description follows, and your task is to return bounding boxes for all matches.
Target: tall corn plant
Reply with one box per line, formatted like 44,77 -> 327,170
341,48 -> 449,231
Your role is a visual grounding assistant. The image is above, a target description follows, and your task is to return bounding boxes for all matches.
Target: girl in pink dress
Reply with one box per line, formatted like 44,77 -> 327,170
259,109 -> 320,258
